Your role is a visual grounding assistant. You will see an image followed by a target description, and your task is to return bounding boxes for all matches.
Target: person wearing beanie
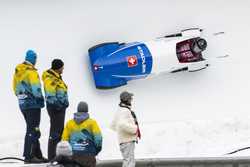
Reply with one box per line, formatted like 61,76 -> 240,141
42,58 -> 69,161
110,91 -> 141,167
12,50 -> 47,163
25,50 -> 37,65
61,101 -> 102,167
51,59 -> 64,71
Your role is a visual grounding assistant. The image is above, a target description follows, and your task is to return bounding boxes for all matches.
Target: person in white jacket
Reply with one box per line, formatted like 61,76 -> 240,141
111,91 -> 141,167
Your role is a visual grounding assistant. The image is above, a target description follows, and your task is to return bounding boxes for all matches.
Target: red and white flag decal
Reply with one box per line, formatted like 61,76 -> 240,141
127,56 -> 138,67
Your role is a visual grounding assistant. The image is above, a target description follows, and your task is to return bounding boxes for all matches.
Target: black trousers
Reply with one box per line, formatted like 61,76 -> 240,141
21,108 -> 43,160
52,155 -> 96,167
73,155 -> 96,167
47,107 -> 66,161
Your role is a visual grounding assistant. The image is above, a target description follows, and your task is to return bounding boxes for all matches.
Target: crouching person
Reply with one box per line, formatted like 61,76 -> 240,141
59,101 -> 102,167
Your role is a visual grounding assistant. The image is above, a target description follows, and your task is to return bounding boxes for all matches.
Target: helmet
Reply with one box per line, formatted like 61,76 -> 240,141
197,38 -> 207,50
191,38 -> 207,53
120,91 -> 133,103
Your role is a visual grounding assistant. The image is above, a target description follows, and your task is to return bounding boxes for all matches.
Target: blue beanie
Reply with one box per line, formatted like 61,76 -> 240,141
25,50 -> 37,65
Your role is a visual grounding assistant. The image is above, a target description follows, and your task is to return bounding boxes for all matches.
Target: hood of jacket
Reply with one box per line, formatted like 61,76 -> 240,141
42,69 -> 61,82
73,112 -> 89,124
15,62 -> 36,74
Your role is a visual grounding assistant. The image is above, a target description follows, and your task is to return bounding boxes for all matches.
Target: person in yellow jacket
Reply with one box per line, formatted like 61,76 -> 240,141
12,50 -> 47,163
42,59 -> 69,161
61,101 -> 102,167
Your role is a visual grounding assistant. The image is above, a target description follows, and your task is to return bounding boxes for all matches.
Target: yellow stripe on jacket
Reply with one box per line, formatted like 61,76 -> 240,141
13,62 -> 44,110
42,69 -> 69,109
62,118 -> 102,155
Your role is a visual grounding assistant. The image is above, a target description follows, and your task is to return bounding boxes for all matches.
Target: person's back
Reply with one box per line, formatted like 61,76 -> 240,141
42,59 -> 69,161
61,101 -> 102,167
42,62 -> 69,110
12,50 -> 46,163
13,61 -> 44,110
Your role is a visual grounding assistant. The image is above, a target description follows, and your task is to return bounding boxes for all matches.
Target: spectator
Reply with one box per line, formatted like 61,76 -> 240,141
12,50 -> 47,163
61,101 -> 102,167
42,59 -> 69,161
110,91 -> 141,167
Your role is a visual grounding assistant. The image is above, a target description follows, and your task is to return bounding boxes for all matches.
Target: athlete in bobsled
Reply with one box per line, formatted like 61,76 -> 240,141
88,28 -> 209,89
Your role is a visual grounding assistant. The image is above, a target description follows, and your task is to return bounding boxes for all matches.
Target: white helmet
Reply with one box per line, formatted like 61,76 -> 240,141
56,141 -> 73,157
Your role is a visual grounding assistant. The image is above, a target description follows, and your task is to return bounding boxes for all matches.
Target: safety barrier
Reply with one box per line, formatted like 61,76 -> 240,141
97,156 -> 250,167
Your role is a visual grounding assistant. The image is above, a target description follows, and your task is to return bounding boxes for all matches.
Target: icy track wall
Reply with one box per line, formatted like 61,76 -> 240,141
0,0 -> 250,160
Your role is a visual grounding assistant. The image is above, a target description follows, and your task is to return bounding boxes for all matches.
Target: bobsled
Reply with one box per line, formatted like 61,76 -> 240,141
88,28 -> 210,89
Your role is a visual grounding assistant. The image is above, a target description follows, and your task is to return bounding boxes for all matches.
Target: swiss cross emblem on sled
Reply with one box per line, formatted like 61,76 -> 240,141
127,56 -> 138,67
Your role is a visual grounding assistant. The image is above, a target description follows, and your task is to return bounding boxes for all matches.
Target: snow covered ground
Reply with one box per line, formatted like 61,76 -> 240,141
2,117 -> 250,160
1,0 -> 250,162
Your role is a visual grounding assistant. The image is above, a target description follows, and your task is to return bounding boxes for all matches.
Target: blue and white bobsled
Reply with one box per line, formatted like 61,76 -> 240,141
89,28 -> 210,89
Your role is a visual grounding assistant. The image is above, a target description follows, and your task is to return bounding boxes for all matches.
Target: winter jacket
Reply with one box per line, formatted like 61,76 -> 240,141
110,104 -> 137,144
42,69 -> 69,110
62,113 -> 102,156
12,62 -> 44,110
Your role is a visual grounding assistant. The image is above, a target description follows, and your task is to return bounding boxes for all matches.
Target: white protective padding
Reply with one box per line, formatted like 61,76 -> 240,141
56,141 -> 73,157
144,29 -> 205,75
187,60 -> 208,72
144,37 -> 192,74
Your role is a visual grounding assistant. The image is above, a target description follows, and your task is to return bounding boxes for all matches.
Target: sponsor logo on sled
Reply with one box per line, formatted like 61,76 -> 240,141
127,55 -> 138,67
137,46 -> 146,73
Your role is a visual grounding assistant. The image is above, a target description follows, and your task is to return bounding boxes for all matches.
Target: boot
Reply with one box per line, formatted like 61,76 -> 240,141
24,156 -> 44,164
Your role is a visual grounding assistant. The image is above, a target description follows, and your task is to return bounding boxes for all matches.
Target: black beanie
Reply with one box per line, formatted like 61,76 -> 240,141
52,59 -> 64,70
